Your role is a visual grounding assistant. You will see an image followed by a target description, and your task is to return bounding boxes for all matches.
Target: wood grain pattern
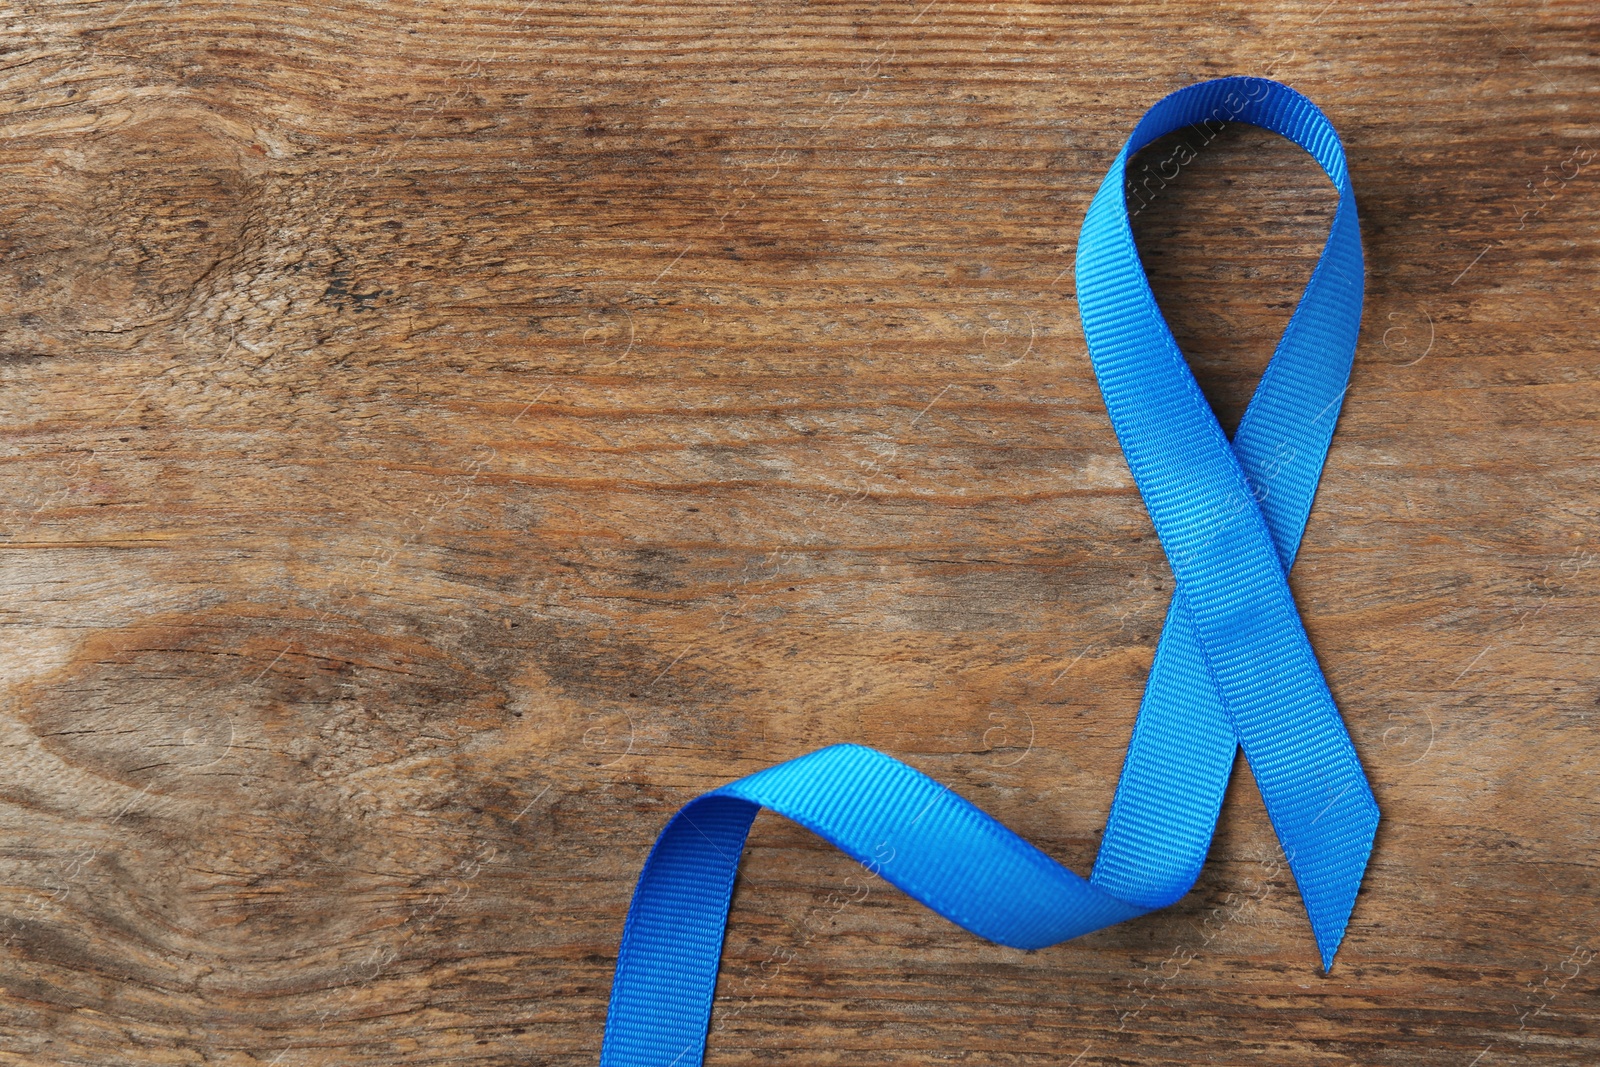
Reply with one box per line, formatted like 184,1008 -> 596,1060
0,2 -> 1595,1064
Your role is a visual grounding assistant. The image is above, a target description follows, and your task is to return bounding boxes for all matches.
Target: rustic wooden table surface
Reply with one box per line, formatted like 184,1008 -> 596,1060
0,1 -> 1595,1064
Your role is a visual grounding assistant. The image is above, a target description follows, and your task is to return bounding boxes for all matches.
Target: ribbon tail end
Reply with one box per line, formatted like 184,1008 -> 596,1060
1306,806 -> 1379,975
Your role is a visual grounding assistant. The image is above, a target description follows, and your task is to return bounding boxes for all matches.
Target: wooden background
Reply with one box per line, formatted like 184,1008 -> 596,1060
0,1 -> 1595,1064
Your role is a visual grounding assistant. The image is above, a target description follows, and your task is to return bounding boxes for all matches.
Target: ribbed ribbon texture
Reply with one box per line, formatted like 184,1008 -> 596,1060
598,76 -> 1379,1067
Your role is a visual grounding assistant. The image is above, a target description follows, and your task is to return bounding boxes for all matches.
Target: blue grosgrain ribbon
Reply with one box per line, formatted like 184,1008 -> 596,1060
598,76 -> 1378,1067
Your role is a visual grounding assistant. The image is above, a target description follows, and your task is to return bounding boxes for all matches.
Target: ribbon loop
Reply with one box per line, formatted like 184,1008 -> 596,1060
1078,76 -> 1376,968
597,76 -> 1379,1067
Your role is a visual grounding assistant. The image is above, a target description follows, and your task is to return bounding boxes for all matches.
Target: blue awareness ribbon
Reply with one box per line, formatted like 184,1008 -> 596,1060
597,76 -> 1379,1067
